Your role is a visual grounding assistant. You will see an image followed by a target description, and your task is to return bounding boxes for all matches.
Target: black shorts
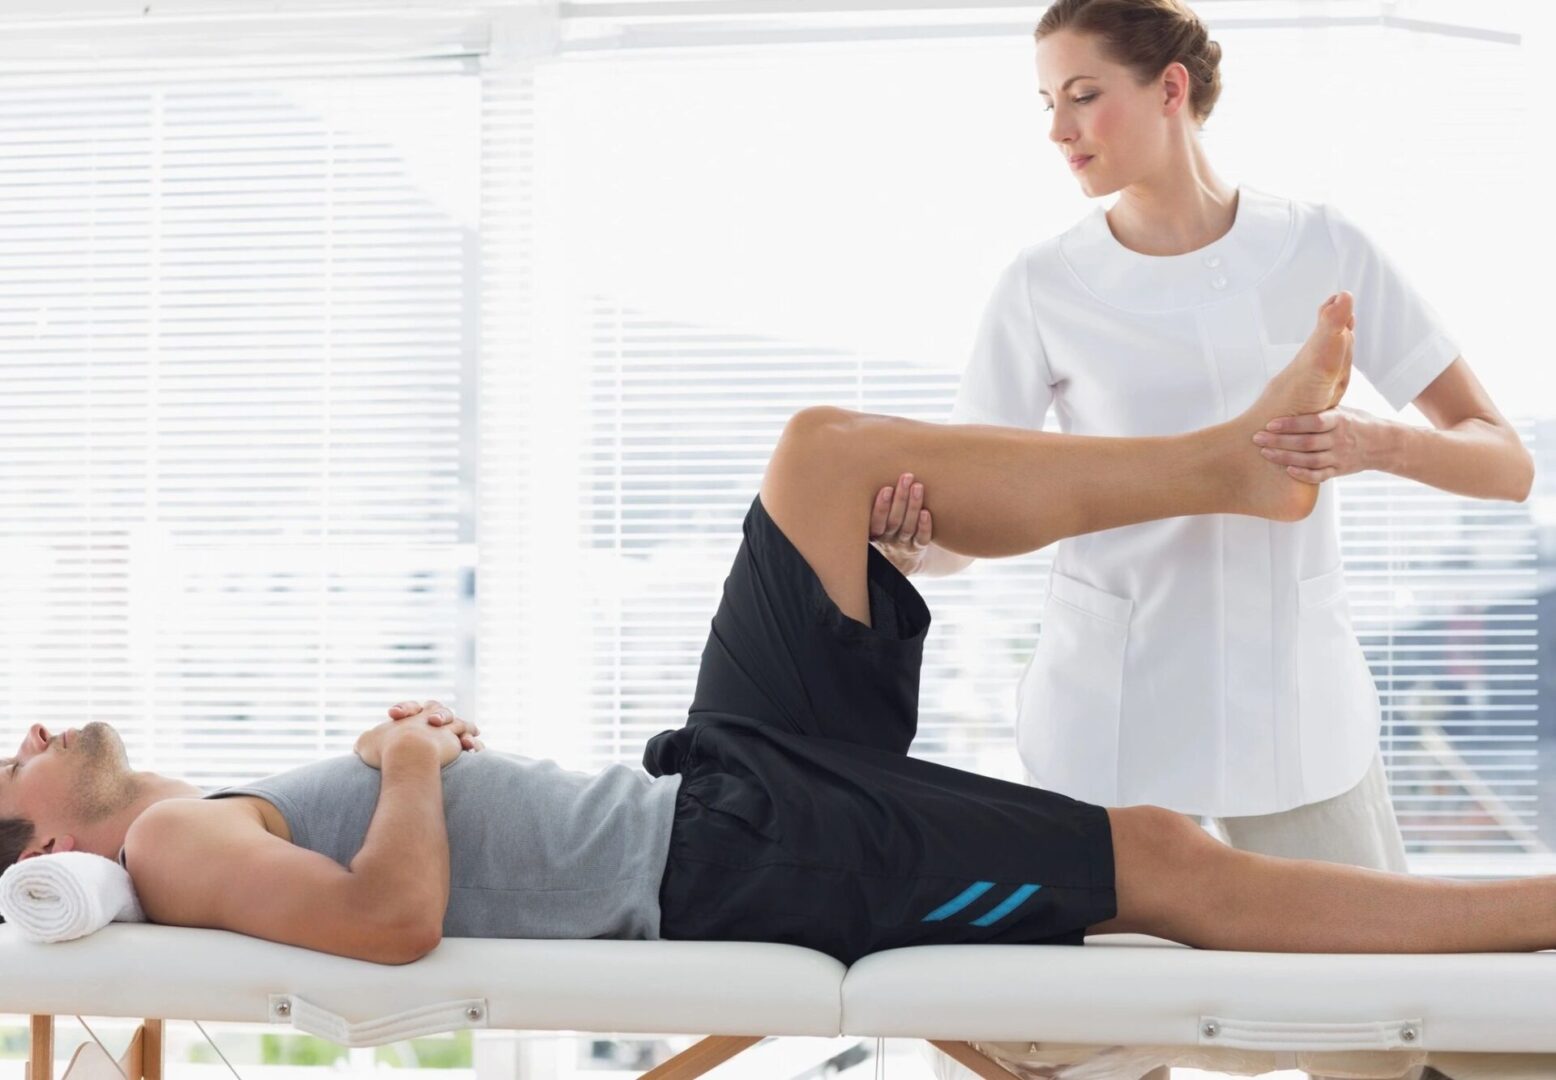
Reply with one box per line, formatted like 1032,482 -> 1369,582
644,495 -> 1117,965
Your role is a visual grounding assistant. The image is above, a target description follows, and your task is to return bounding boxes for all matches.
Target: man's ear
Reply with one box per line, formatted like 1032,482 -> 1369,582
19,834 -> 75,860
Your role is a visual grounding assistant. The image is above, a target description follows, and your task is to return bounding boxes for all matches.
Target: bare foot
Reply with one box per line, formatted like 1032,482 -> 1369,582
1230,292 -> 1355,522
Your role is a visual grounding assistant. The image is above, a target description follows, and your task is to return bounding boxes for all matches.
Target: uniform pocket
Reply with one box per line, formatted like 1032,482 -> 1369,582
1296,565 -> 1380,789
1017,571 -> 1133,804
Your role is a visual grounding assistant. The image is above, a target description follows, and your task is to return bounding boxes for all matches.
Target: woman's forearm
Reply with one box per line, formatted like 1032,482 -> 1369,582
1373,416 -> 1534,502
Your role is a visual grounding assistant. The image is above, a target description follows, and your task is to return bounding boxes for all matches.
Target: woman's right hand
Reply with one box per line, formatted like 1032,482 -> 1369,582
869,472 -> 934,576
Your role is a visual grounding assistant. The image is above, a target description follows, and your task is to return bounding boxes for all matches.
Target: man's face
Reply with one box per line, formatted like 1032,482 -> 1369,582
0,721 -> 134,858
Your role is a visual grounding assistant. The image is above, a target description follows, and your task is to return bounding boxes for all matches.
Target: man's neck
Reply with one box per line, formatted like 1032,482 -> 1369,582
83,773 -> 205,860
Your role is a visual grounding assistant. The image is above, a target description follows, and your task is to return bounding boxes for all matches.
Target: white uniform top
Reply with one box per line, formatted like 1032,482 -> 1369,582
951,185 -> 1459,817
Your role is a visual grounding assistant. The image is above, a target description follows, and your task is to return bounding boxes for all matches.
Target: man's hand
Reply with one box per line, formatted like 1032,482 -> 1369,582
387,699 -> 483,753
356,701 -> 482,770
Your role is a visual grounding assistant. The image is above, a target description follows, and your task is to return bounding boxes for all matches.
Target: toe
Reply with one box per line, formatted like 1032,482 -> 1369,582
1324,291 -> 1354,329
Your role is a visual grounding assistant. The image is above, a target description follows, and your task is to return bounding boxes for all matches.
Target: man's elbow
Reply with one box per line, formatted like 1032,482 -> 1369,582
374,917 -> 443,965
1512,467 -> 1535,503
1506,442 -> 1535,503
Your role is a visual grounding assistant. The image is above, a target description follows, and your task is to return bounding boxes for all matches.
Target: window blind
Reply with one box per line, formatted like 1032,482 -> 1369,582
0,58 -> 480,788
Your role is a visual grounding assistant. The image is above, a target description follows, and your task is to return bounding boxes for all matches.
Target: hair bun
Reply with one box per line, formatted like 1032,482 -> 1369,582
1035,0 -> 1226,124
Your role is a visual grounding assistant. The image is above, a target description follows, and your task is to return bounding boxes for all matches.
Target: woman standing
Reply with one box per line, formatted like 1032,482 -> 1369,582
870,3 -> 1531,1078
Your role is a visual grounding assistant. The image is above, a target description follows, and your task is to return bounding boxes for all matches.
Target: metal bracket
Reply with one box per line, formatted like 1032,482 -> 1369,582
1199,1015 -> 1425,1052
268,995 -> 490,1048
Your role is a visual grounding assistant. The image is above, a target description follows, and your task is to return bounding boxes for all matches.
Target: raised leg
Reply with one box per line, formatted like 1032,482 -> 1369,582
760,294 -> 1354,624
1094,806 -> 1556,953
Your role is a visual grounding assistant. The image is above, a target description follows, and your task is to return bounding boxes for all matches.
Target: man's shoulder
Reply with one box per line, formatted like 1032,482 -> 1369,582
123,783 -> 421,962
129,794 -> 264,837
124,796 -> 267,883
124,798 -> 271,912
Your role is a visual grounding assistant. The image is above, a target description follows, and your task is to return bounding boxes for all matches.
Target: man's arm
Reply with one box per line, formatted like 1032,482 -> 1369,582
126,738 -> 451,965
351,737 -> 450,942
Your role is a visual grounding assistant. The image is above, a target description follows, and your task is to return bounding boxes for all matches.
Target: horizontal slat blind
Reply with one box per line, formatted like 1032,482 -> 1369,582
0,60 -> 478,788
1344,468 -> 1542,854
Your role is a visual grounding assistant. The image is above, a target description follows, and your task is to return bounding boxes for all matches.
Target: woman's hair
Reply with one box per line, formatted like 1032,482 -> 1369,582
1035,0 -> 1223,125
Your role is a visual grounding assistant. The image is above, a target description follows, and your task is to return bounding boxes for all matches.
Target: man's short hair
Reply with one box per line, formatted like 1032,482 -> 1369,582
0,816 -> 36,901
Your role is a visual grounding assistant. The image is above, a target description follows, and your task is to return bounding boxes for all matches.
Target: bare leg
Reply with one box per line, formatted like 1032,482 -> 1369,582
760,293 -> 1355,624
1096,806 -> 1556,953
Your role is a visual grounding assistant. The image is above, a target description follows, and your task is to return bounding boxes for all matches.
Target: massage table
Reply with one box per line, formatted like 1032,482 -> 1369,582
4,925 -> 1552,1080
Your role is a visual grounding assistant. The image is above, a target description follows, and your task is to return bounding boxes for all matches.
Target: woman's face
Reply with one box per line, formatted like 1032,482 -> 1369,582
1035,29 -> 1183,197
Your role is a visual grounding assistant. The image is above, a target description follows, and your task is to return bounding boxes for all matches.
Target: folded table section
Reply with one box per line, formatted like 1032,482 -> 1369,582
841,934 -> 1556,1054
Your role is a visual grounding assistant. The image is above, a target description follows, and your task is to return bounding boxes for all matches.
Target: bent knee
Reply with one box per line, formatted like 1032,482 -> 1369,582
1111,804 -> 1213,861
777,405 -> 860,451
1107,805 -> 1221,920
768,405 -> 863,480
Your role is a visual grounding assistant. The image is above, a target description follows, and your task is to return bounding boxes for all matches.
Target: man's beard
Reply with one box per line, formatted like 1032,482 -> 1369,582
64,721 -> 140,825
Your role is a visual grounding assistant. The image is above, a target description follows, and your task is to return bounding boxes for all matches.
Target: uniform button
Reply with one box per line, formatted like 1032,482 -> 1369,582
1211,275 -> 1228,289
1204,255 -> 1222,268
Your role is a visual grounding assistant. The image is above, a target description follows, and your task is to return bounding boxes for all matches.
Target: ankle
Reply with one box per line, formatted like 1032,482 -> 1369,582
1184,421 -> 1252,514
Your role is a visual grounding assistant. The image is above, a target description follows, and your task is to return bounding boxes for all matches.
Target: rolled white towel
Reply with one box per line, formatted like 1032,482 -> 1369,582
0,851 -> 146,942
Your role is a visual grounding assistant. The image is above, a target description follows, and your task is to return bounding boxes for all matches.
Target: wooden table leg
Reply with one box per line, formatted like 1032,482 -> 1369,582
28,1017 -> 55,1080
28,1020 -> 55,1080
638,1035 -> 763,1079
927,1040 -> 1020,1079
141,1021 -> 164,1080
36,1018 -> 162,1080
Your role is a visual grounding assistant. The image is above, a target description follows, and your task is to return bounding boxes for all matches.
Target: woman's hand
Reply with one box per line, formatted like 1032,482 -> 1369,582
869,471 -> 934,576
1252,406 -> 1386,485
356,701 -> 482,770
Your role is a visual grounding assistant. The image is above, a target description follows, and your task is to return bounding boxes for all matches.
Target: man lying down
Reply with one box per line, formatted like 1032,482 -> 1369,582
3,293 -> 1554,966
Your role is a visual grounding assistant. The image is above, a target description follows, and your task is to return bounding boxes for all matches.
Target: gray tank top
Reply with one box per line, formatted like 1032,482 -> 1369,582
197,751 -> 682,941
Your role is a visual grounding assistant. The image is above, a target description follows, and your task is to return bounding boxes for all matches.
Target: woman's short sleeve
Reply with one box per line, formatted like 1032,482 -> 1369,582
948,254 -> 1056,429
1324,204 -> 1461,412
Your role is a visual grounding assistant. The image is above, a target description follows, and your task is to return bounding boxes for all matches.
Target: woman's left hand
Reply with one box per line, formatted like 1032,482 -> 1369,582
1252,406 -> 1386,485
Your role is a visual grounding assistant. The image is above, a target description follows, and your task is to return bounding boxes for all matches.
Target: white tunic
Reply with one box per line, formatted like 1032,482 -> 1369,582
951,185 -> 1459,816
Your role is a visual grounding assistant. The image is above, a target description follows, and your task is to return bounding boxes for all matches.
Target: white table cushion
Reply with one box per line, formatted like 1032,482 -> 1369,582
841,934 -> 1556,1053
0,925 -> 846,1039
7,926 -> 1553,1055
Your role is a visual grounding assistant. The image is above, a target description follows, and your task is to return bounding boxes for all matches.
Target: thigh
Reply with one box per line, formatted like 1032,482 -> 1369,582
1214,752 -> 1407,871
673,494 -> 931,757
